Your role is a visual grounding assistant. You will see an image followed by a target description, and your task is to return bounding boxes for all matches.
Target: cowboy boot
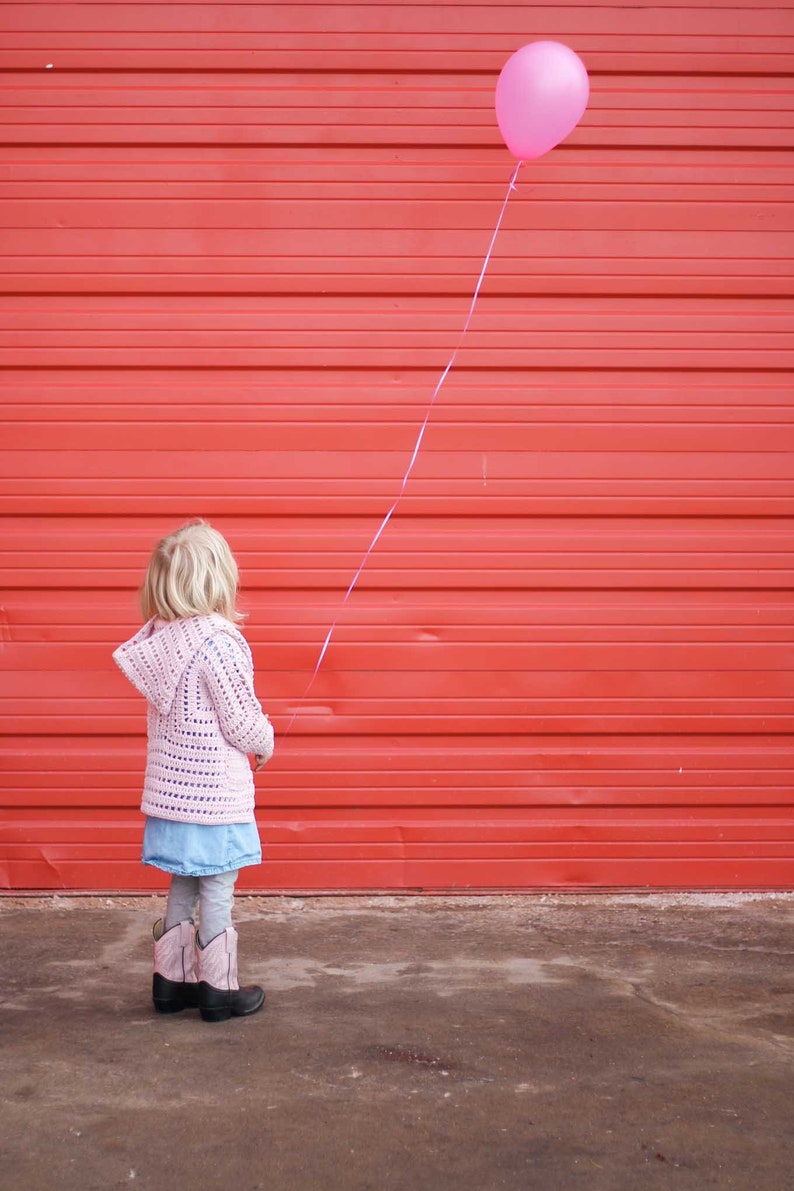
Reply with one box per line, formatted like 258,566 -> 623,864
152,918 -> 200,1013
196,926 -> 265,1023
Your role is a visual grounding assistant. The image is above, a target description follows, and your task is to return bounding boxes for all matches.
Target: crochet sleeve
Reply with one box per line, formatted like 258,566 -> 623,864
197,633 -> 275,761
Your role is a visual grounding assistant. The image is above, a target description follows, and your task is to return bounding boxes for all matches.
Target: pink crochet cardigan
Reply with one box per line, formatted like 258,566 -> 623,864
113,614 -> 274,825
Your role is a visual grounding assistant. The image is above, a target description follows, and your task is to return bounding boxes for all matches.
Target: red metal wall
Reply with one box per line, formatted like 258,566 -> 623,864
1,2 -> 793,891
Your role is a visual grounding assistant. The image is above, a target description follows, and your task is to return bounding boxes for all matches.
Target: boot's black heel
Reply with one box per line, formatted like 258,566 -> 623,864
153,972 -> 200,1013
198,981 -> 265,1022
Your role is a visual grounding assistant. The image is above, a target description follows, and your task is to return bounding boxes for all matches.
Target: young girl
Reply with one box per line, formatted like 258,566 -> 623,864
113,520 -> 274,1022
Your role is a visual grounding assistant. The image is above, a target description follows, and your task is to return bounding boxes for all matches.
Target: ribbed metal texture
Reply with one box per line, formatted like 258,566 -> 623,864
1,2 -> 793,890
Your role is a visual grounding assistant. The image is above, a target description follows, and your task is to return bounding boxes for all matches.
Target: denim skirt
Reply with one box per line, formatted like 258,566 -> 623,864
142,816 -> 262,878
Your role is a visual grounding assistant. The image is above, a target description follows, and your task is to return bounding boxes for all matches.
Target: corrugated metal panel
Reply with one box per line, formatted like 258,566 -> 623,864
1,1 -> 793,891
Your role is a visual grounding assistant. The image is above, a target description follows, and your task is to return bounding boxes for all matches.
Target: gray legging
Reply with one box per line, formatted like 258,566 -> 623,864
164,870 -> 238,947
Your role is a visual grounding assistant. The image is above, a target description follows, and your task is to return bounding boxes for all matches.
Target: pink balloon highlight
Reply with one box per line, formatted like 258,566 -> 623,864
495,41 -> 589,160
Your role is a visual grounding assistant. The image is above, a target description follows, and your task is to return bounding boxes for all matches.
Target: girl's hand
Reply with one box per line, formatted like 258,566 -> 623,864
254,754 -> 269,772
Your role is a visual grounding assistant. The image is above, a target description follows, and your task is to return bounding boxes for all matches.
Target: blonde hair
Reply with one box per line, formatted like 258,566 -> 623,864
140,520 -> 243,623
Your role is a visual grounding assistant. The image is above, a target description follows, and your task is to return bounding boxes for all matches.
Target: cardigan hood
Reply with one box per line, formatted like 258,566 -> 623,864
113,614 -> 247,715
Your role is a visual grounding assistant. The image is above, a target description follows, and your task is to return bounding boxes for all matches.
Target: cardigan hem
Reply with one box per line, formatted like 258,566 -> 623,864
140,808 -> 256,827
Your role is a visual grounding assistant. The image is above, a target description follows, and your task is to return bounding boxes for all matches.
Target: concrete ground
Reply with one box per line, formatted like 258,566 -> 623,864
0,893 -> 792,1191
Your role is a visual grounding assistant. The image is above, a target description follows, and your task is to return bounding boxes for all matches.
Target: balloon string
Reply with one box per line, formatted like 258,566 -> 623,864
283,159 -> 523,736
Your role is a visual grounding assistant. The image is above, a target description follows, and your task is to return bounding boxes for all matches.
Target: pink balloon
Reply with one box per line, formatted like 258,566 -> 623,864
495,41 -> 589,161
